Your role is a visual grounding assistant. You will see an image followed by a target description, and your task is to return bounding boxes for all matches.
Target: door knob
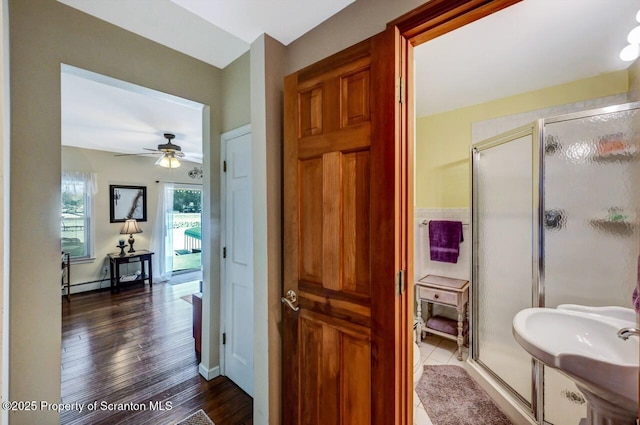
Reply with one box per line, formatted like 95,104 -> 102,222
281,289 -> 300,312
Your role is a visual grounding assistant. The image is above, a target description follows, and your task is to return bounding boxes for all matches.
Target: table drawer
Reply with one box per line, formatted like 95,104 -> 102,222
418,286 -> 457,305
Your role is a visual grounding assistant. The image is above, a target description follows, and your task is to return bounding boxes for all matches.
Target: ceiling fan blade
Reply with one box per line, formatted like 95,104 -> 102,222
175,151 -> 186,157
143,147 -> 161,152
114,152 -> 160,157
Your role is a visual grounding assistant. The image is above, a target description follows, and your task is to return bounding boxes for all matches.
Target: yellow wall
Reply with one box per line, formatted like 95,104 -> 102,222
416,70 -> 630,208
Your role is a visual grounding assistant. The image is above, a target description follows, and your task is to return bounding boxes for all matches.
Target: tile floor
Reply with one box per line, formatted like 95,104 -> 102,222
413,334 -> 470,425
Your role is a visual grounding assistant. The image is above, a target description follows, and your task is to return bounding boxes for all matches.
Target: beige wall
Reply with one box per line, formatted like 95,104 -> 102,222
62,146 -> 198,288
0,0 -> 8,422
286,0 -> 424,73
222,52 -> 251,133
9,0 -> 222,423
415,70 -> 630,208
250,34 -> 286,425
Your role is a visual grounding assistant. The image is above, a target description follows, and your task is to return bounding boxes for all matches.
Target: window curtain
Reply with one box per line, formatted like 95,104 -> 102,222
150,183 -> 174,282
61,171 -> 98,195
61,171 -> 97,258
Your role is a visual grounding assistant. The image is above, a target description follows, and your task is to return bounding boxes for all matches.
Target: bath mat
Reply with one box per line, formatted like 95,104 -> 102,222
174,409 -> 215,425
416,365 -> 512,425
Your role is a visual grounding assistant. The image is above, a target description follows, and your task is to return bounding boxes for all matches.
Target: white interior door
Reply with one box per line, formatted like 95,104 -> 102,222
222,126 -> 254,396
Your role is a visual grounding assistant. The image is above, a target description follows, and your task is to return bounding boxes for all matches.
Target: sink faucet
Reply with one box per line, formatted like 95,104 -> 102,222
617,327 -> 640,340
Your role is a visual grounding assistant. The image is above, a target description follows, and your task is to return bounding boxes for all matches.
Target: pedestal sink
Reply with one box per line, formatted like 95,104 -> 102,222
513,308 -> 638,425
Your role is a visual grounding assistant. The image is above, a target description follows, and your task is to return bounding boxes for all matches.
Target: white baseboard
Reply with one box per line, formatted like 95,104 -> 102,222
66,280 -> 111,295
198,364 -> 220,381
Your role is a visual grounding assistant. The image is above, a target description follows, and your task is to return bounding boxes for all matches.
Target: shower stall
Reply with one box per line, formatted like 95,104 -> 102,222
471,102 -> 639,425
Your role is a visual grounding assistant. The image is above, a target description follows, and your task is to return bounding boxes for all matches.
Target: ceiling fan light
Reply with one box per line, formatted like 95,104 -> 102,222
620,43 -> 640,62
627,25 -> 640,44
155,154 -> 181,168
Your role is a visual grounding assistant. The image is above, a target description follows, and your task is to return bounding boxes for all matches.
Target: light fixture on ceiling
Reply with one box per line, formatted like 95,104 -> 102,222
620,43 -> 640,62
155,152 -> 181,168
621,11 -> 640,62
628,25 -> 640,44
116,132 -> 186,167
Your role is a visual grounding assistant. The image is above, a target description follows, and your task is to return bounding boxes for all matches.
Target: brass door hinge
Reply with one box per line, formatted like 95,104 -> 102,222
396,76 -> 405,104
395,270 -> 405,296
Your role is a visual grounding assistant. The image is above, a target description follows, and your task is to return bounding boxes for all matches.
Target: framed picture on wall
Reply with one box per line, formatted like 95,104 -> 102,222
110,185 -> 147,223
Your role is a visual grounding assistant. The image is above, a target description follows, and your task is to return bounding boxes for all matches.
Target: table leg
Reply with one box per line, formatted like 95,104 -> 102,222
109,261 -> 115,293
148,257 -> 153,288
456,305 -> 464,361
415,290 -> 424,345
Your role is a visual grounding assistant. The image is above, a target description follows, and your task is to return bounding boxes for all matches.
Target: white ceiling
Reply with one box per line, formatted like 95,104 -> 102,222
415,0 -> 640,116
61,65 -> 204,163
58,0 -> 354,69
59,0 -> 640,158
170,0 -> 355,46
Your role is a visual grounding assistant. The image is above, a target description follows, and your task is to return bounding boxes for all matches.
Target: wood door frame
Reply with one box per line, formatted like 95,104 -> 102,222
384,1 -> 522,424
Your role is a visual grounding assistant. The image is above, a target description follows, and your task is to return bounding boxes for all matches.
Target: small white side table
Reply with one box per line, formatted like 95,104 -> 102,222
415,274 -> 469,361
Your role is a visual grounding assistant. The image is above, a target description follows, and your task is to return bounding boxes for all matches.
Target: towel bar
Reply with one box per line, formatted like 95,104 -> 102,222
420,219 -> 469,227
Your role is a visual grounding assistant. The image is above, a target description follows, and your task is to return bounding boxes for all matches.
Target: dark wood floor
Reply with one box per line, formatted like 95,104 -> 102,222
61,279 -> 253,425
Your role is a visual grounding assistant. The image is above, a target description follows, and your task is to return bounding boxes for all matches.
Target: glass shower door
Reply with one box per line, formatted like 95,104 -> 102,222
542,104 -> 640,424
472,126 -> 538,406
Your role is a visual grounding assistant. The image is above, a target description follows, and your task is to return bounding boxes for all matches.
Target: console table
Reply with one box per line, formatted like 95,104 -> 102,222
415,274 -> 469,361
108,250 -> 154,293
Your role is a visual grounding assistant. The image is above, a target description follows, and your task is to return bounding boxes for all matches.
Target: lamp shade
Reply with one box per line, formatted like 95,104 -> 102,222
120,219 -> 142,235
155,153 -> 181,169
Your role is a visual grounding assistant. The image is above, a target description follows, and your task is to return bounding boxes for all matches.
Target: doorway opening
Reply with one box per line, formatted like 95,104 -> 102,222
171,185 -> 203,273
408,1 -> 637,424
60,64 -> 215,419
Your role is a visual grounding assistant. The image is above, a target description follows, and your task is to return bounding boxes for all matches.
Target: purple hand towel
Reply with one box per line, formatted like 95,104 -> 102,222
428,220 -> 463,263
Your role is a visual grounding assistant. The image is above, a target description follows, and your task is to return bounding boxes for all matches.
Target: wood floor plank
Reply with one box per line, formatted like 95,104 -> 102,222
61,280 -> 253,425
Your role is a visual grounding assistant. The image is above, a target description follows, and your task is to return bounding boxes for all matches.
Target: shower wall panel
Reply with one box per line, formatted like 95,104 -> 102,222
542,106 -> 640,424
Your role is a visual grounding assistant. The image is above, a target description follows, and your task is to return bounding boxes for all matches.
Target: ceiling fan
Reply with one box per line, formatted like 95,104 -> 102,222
115,133 -> 185,168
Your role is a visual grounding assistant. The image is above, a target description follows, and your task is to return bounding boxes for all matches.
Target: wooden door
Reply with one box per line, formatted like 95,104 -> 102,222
283,27 -> 412,425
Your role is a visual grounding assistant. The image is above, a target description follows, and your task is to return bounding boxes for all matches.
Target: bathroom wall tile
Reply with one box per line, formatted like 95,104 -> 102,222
414,208 -> 471,282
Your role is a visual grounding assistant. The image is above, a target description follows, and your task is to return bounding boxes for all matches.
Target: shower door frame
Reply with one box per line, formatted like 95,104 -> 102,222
471,101 -> 640,425
470,122 -> 543,421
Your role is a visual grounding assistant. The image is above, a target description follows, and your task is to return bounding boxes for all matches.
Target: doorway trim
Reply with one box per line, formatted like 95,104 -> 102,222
384,0 -> 523,422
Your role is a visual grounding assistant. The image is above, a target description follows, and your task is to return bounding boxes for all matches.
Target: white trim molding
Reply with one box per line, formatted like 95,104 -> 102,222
198,364 -> 220,381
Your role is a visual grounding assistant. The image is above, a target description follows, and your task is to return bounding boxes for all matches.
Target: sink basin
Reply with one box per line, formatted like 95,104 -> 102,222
557,304 -> 636,325
513,308 -> 639,423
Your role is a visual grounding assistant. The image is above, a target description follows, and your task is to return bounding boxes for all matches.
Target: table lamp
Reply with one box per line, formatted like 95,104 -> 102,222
120,219 -> 142,253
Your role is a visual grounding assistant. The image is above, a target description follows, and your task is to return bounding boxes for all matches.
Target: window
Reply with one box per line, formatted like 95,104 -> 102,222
61,171 -> 96,260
